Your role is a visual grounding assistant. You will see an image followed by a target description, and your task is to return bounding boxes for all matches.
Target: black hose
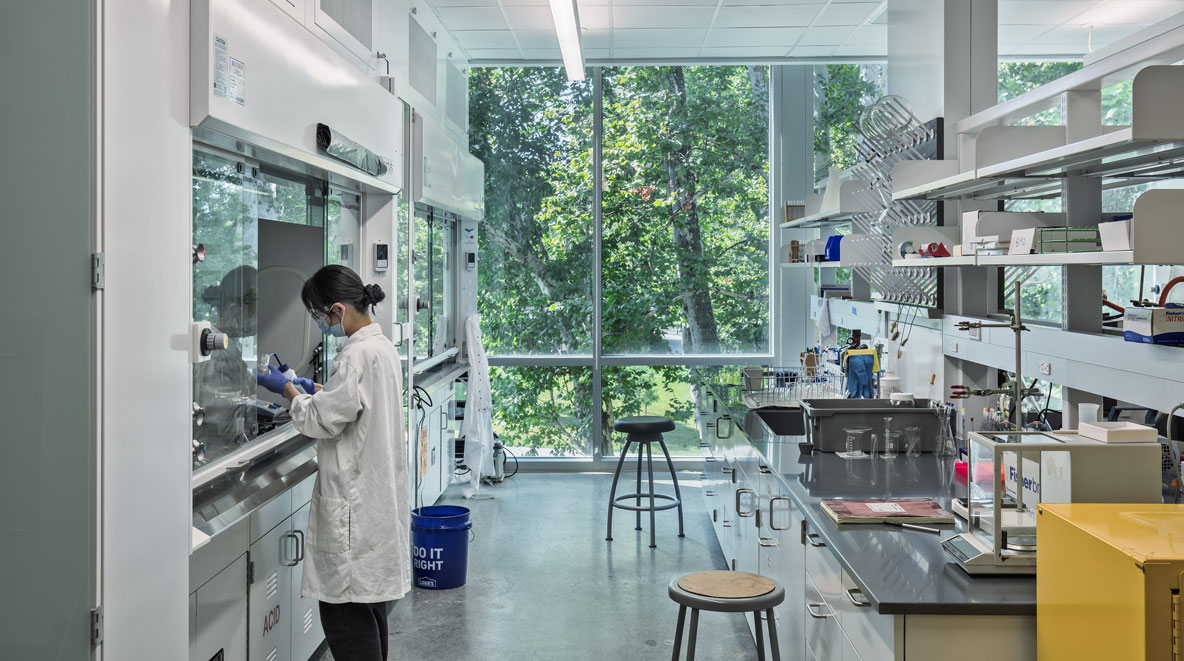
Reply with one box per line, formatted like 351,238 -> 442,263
503,447 -> 519,478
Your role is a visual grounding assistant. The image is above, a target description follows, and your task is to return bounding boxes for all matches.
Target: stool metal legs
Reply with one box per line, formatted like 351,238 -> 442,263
606,434 -> 684,547
766,609 -> 780,661
671,605 -> 687,661
646,442 -> 657,547
754,611 -> 765,660
635,441 -> 644,531
656,438 -> 685,537
672,607 -> 781,661
605,439 -> 632,541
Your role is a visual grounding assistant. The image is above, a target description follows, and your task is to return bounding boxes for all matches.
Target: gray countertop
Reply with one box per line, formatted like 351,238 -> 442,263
742,411 -> 1037,616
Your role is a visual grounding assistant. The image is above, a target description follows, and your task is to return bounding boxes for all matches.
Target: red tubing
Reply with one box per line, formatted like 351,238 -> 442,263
1160,276 -> 1184,307
1103,298 -> 1125,313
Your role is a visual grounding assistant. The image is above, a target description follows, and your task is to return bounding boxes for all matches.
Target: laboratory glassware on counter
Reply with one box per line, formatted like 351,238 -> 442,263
905,426 -> 922,457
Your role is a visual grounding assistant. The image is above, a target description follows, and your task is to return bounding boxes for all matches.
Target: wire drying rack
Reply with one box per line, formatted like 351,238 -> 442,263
741,367 -> 844,409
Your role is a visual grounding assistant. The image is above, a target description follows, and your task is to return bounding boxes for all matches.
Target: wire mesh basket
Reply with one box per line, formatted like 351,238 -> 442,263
741,367 -> 844,409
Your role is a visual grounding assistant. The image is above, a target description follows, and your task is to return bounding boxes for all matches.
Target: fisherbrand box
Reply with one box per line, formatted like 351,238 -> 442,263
1124,305 -> 1184,345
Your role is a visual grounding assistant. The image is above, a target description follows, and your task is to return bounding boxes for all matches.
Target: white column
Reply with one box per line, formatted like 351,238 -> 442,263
772,65 -> 816,365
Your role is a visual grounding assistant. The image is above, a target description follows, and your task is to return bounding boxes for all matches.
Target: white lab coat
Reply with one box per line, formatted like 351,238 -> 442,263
289,323 -> 411,603
461,315 -> 494,494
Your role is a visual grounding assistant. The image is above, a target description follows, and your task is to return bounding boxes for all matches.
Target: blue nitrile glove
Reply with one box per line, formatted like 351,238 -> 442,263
292,377 -> 316,395
256,364 -> 291,394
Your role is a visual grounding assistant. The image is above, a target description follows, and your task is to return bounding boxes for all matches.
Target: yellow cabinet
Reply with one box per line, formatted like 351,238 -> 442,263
1037,503 -> 1184,660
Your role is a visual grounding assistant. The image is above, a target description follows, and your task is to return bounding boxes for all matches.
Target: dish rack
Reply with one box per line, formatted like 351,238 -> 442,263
742,367 -> 844,409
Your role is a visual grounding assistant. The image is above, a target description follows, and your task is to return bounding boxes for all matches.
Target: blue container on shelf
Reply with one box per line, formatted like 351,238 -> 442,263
410,505 -> 472,590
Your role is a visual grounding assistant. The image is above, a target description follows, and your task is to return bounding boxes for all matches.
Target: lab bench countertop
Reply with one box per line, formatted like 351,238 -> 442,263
742,417 -> 1037,617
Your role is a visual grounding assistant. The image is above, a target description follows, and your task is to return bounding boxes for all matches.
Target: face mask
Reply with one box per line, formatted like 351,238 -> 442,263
317,306 -> 347,338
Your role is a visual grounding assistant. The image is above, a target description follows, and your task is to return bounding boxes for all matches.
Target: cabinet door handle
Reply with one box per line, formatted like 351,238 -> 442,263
758,537 -> 778,548
282,532 -> 300,567
806,532 -> 826,548
806,602 -> 833,619
769,496 -> 791,531
846,588 -> 871,608
716,416 -> 733,439
735,488 -> 756,517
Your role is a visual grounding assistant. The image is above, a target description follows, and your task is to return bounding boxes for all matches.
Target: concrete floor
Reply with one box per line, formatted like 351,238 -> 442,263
313,471 -> 756,660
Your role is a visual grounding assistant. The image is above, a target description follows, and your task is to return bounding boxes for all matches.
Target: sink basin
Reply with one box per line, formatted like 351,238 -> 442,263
754,408 -> 806,436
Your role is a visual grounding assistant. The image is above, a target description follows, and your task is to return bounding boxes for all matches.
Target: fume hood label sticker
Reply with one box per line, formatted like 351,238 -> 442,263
229,58 -> 246,106
213,34 -> 229,99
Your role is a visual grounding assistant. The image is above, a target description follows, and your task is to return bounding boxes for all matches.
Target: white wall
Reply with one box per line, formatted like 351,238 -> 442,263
101,0 -> 194,657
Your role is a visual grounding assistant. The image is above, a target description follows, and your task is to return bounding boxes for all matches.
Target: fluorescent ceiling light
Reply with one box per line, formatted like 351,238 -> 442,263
549,0 -> 585,81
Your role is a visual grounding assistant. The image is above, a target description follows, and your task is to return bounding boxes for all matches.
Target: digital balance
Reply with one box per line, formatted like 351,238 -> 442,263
943,430 -> 1162,575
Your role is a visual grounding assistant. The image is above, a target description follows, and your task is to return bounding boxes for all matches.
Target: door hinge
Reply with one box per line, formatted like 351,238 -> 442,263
90,605 -> 103,646
247,560 -> 255,586
91,253 -> 105,290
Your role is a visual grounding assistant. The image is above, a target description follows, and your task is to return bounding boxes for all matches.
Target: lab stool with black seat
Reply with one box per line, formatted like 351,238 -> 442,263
605,415 -> 685,548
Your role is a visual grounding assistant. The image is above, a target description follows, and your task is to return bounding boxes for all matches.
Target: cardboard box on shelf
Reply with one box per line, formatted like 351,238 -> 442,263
1123,305 -> 1184,345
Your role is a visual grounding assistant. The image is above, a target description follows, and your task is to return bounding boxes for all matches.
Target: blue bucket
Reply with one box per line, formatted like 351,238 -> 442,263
411,505 -> 472,590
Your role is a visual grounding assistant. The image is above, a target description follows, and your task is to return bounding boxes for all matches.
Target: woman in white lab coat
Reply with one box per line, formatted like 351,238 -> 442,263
259,264 -> 409,661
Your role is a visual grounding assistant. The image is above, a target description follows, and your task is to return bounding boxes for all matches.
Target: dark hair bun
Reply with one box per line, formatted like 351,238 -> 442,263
363,283 -> 386,306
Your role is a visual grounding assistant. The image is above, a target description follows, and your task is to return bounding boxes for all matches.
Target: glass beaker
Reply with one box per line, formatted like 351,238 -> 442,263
935,405 -> 957,456
843,427 -> 870,457
904,426 -> 922,457
880,431 -> 900,460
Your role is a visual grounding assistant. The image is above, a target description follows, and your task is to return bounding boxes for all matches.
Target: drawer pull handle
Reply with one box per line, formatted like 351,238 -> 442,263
722,520 -> 734,528
705,490 -> 717,496
758,537 -> 778,548
705,457 -> 717,463
846,588 -> 871,608
721,466 -> 733,474
806,602 -> 833,619
736,488 -> 756,517
699,473 -> 708,480
806,532 -> 826,548
759,464 -> 773,474
768,496 -> 791,531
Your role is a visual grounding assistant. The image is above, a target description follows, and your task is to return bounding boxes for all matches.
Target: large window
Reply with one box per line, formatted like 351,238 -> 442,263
469,67 -> 594,356
602,66 -> 771,355
469,65 -> 772,459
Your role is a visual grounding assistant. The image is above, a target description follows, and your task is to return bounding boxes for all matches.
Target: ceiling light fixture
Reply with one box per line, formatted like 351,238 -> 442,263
548,0 -> 585,81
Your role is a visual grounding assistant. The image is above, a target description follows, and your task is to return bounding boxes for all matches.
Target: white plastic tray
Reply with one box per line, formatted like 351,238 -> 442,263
1078,421 -> 1158,444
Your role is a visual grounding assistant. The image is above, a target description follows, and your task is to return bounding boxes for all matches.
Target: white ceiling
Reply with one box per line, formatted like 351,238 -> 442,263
421,0 -> 1184,63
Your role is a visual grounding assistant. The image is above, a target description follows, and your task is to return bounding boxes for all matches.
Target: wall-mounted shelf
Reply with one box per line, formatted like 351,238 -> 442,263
975,251 -> 1135,266
781,261 -> 842,269
888,188 -> 1184,267
782,168 -> 877,229
891,256 -> 978,268
893,66 -> 1184,203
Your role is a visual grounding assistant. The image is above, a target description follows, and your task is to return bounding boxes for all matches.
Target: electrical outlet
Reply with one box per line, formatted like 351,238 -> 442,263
949,341 -> 959,353
1039,361 -> 1052,376
968,326 -> 982,341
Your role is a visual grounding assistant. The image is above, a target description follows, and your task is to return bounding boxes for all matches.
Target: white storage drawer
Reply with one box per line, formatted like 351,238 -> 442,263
840,570 -> 894,661
805,573 -> 841,660
805,525 -> 844,626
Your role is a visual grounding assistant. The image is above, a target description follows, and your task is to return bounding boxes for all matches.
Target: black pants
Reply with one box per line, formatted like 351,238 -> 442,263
319,600 -> 390,661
